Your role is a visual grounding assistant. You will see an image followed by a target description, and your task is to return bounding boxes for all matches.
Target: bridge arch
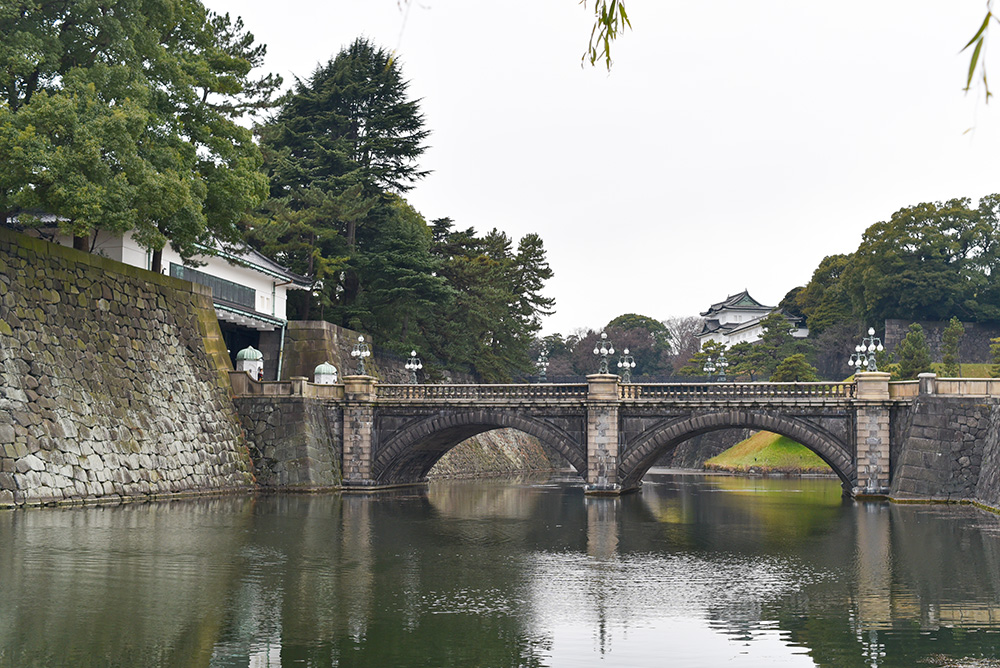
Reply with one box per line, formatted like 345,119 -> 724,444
619,410 -> 855,490
373,410 -> 586,485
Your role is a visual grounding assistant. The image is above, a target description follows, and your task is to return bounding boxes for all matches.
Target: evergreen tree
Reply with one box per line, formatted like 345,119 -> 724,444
1,1 -> 278,262
796,254 -> 854,335
346,197 -> 452,345
678,340 -> 727,377
253,37 -> 431,325
897,323 -> 933,380
843,196 -> 1000,324
428,220 -> 554,381
770,354 -> 819,382
604,314 -> 672,378
737,312 -> 809,380
991,337 -> 1000,379
258,37 -> 428,203
726,342 -> 761,380
941,316 -> 965,377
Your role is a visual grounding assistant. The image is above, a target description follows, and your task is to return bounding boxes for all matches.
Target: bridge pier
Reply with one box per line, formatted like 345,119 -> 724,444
853,372 -> 892,496
341,375 -> 379,490
585,374 -> 625,495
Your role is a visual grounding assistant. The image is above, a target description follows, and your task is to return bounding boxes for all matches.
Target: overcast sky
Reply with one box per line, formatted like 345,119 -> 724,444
206,0 -> 1000,336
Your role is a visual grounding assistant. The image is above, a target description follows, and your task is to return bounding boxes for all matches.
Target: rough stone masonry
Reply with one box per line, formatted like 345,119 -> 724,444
0,228 -> 255,507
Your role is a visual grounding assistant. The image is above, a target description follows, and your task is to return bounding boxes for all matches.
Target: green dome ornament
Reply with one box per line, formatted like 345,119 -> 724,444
236,345 -> 265,380
236,346 -> 263,362
314,361 -> 338,384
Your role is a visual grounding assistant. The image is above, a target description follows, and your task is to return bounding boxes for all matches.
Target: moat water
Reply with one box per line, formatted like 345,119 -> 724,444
2,472 -> 1000,668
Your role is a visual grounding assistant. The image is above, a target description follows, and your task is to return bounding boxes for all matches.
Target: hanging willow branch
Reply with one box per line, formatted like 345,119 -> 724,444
581,0 -> 632,69
964,2 -> 998,102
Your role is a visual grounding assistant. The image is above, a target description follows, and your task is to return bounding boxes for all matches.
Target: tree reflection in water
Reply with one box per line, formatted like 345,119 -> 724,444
1,476 -> 999,667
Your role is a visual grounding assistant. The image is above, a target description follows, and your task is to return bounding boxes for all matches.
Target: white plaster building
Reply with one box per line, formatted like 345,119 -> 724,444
697,290 -> 808,349
17,225 -> 310,378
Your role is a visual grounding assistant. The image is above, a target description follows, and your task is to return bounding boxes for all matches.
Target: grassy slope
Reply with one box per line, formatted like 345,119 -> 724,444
931,362 -> 991,377
705,365 -> 996,475
704,431 -> 832,474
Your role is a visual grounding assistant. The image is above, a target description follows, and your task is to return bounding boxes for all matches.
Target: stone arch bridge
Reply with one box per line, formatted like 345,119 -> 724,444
231,372 -> 941,497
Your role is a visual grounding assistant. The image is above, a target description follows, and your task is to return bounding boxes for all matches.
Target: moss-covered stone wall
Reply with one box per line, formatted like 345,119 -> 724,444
0,228 -> 254,507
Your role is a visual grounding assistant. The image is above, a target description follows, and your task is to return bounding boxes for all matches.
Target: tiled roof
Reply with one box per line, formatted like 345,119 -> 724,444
700,289 -> 773,317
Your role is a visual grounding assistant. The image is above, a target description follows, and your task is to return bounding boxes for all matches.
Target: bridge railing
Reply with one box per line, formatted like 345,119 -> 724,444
934,378 -> 1000,396
619,381 -> 856,400
888,381 -> 919,399
377,383 -> 588,401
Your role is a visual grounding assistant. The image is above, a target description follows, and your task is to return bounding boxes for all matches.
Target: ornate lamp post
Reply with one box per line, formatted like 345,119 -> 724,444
593,332 -> 615,374
536,349 -> 549,382
617,348 -> 636,383
848,327 -> 884,373
350,335 -> 371,375
404,350 -> 423,384
702,355 -> 716,379
716,350 -> 729,382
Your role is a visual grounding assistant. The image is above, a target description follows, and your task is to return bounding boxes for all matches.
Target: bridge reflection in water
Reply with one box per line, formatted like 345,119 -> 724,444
3,477 -> 1000,666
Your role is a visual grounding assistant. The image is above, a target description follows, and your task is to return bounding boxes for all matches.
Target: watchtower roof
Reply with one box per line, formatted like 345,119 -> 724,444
700,289 -> 773,317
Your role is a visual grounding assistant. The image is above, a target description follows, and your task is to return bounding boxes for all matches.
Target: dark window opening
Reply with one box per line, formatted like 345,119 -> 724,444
170,263 -> 256,310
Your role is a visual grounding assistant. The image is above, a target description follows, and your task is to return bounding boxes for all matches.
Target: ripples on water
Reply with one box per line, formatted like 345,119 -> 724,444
1,474 -> 1000,667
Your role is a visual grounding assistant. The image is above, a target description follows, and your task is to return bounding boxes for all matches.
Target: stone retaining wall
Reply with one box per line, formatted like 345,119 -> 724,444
0,229 -> 254,507
233,396 -> 342,488
890,396 -> 1000,507
282,321 -> 373,381
884,318 -> 1000,364
655,428 -> 752,469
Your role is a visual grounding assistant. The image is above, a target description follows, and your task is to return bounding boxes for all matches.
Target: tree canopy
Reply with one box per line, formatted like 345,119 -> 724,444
770,354 -> 819,382
794,196 -> 1000,335
0,0 -> 279,262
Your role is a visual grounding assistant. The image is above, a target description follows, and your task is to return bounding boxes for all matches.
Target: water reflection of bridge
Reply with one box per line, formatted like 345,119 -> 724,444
7,479 -> 999,665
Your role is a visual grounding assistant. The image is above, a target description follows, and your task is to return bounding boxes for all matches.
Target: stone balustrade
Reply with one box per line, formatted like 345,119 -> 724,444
230,373 -> 1000,404
230,376 -> 869,403
619,381 -> 856,401
377,383 -> 588,401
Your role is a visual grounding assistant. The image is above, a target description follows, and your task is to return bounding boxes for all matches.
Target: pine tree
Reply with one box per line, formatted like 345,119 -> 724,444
259,37 -> 428,202
941,316 -> 965,377
678,340 -> 728,377
770,354 -> 819,382
897,323 -> 933,379
253,37 -> 431,324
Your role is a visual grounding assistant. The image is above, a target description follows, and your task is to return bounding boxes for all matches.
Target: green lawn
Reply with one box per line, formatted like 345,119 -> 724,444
704,431 -> 832,474
931,362 -> 992,377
